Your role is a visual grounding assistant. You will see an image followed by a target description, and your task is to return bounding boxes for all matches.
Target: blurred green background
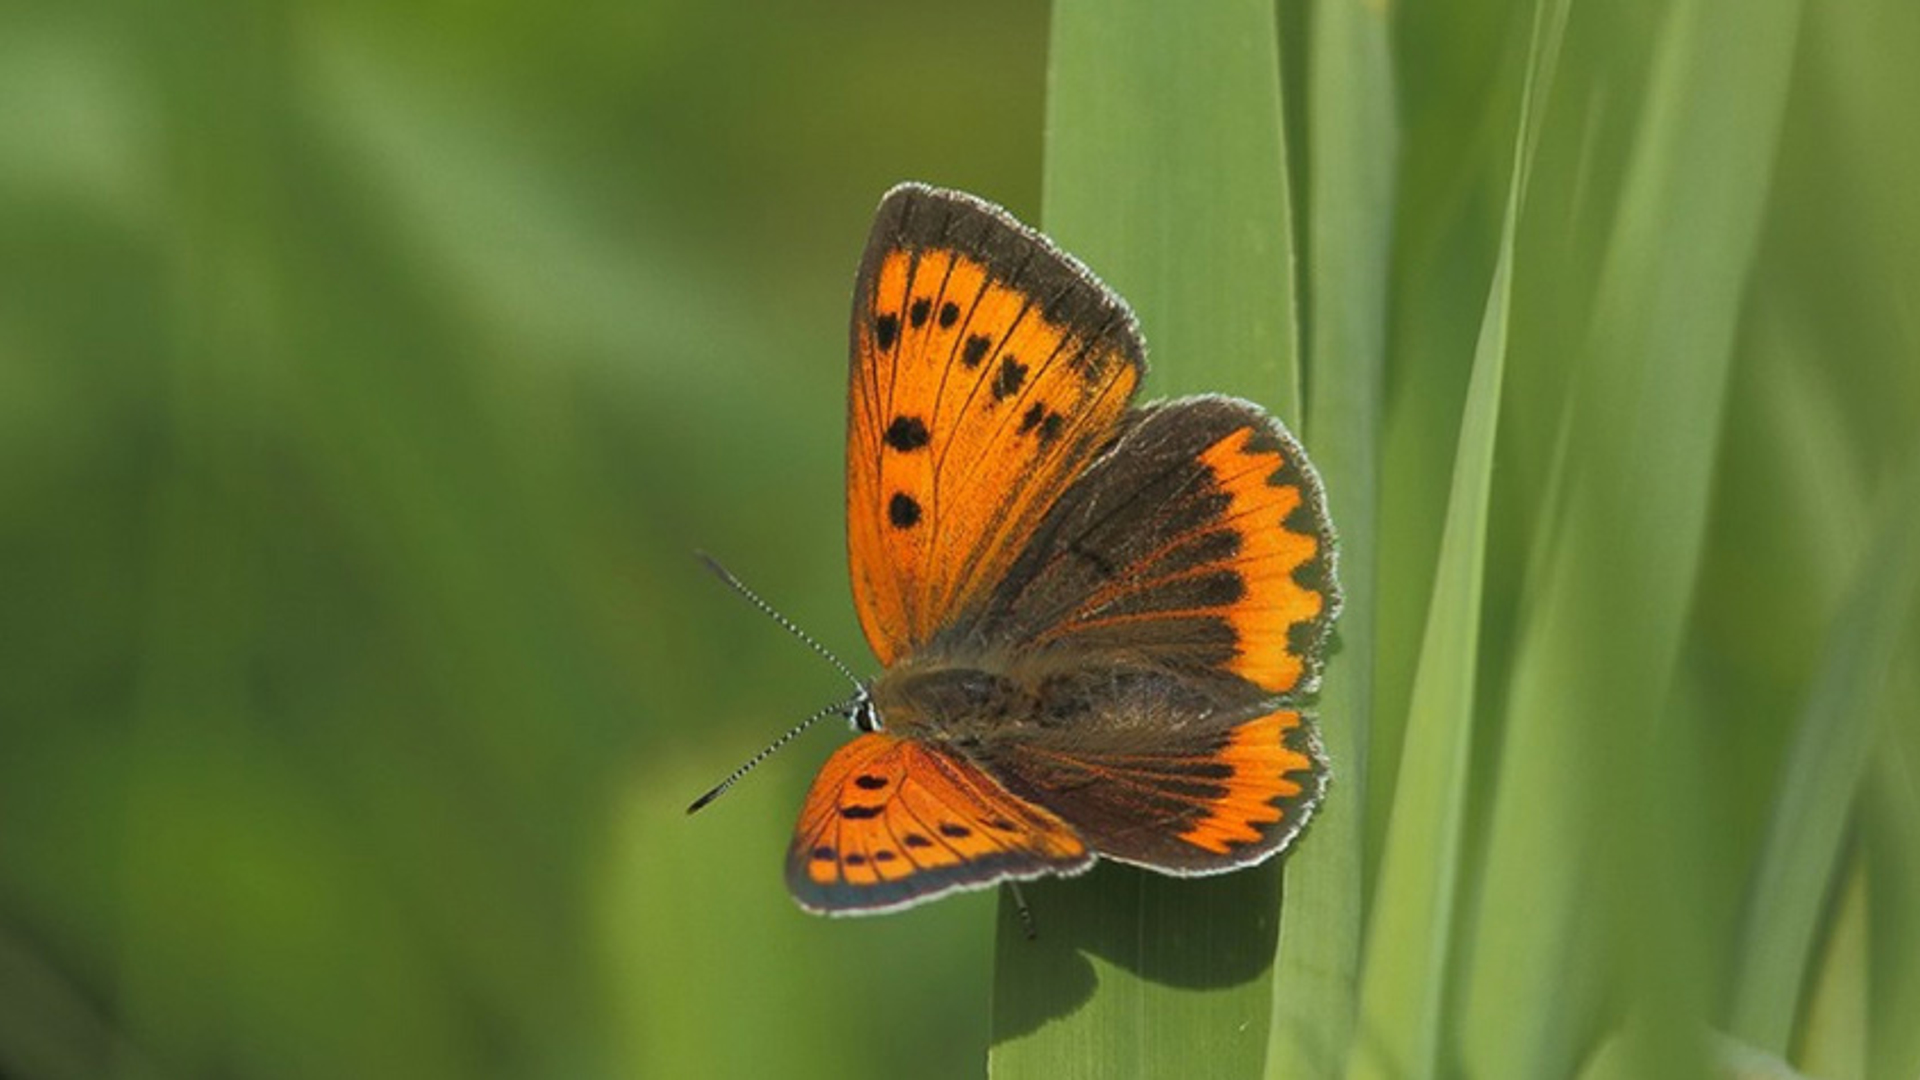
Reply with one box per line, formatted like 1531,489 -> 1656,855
2,0 -> 1916,1078
0,3 -> 1051,1077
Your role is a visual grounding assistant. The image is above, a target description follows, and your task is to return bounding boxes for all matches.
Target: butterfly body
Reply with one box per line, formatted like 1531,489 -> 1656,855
868,652 -> 1224,751
772,183 -> 1338,915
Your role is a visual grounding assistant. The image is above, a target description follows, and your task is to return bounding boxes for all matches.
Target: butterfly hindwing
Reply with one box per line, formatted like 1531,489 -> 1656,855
846,184 -> 1145,666
787,732 -> 1093,914
980,707 -> 1327,873
962,394 -> 1340,702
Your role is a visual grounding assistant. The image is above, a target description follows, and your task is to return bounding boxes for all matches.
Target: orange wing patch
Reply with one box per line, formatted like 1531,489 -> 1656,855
846,184 -> 1144,667
787,732 -> 1092,914
1176,710 -> 1320,856
983,708 -> 1327,874
1192,424 -> 1333,695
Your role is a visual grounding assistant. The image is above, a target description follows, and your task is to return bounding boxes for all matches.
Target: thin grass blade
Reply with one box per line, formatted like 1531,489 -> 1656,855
1267,0 -> 1396,1070
1458,0 -> 1803,1074
1343,2 -> 1562,1075
1729,474 -> 1920,1052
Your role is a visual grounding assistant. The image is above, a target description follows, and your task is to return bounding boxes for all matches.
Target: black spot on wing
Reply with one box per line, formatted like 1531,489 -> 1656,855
992,355 -> 1028,400
888,492 -> 922,529
857,186 -> 1147,390
884,415 -> 930,452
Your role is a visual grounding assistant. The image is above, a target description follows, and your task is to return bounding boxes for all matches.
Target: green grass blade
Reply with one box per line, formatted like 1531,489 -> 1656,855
989,1 -> 1299,1076
1344,3 -> 1561,1075
1728,474 -> 1920,1053
1864,734 -> 1920,1078
1795,854 -> 1870,1079
1343,195 -> 1502,1080
1268,0 -> 1395,1070
1583,1029 -> 1814,1080
1458,0 -> 1803,1074
1035,0 -> 1299,410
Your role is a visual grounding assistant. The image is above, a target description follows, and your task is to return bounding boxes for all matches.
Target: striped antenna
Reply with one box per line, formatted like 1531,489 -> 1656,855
695,551 -> 863,693
688,552 -> 869,814
686,694 -> 861,814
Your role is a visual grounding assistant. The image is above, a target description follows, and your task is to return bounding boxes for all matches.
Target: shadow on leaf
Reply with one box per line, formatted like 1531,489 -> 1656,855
989,860 -> 1282,1042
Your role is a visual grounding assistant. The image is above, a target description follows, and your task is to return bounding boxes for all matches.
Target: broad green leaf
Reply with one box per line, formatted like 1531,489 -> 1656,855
991,1 -> 1299,1076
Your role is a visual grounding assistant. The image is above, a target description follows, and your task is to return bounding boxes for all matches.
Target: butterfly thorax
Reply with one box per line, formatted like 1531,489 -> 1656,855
866,660 -> 1027,744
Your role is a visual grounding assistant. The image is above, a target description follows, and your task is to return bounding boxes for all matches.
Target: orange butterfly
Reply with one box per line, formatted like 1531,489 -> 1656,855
701,184 -> 1339,915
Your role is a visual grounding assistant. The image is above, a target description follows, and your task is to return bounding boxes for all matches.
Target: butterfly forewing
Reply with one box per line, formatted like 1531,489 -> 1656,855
846,184 -> 1145,666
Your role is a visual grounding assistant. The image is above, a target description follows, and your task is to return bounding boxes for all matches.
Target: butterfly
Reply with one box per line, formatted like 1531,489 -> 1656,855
706,183 -> 1339,915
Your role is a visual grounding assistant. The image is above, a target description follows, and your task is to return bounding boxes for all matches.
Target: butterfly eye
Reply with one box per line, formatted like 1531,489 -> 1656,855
850,697 -> 881,733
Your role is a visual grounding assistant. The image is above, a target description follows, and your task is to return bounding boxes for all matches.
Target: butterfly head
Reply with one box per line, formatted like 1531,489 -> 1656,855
848,691 -> 881,734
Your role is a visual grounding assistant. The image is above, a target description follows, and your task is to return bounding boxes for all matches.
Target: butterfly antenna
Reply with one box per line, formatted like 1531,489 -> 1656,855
695,551 -> 863,693
686,695 -> 858,815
